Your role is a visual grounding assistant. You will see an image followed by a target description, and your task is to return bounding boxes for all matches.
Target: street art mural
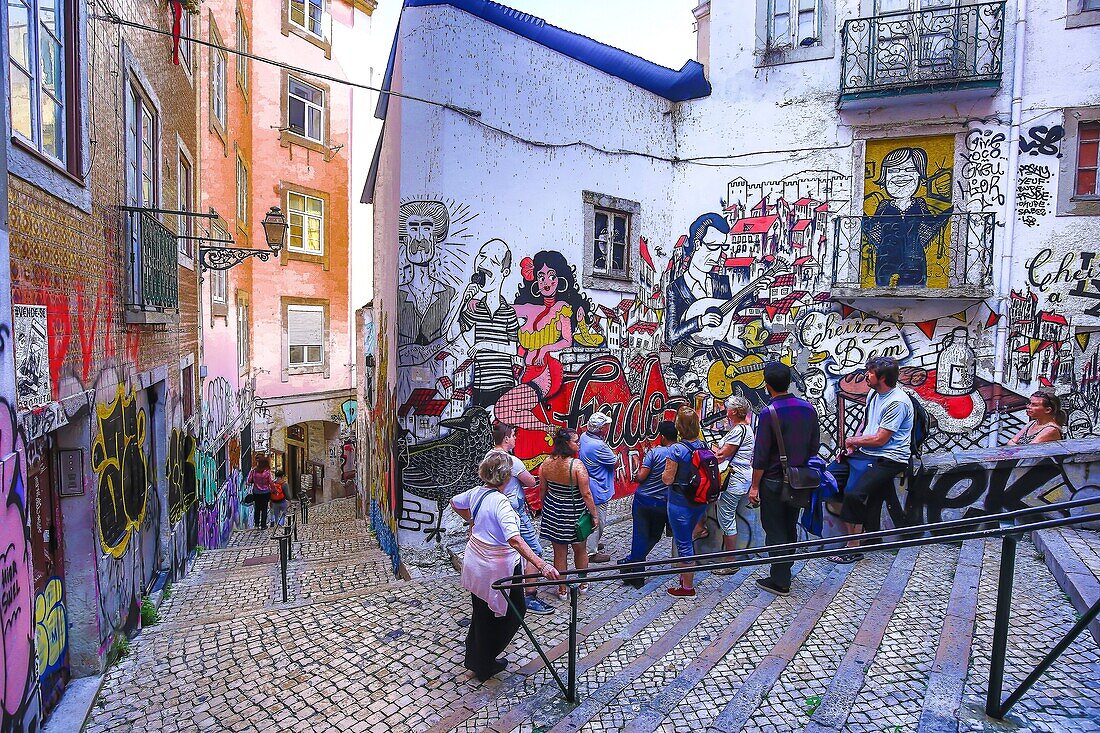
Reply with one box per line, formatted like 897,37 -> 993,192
388,126 -> 1100,545
91,386 -> 160,647
13,305 -> 50,412
364,309 -> 401,574
862,135 -> 954,288
0,401 -> 38,732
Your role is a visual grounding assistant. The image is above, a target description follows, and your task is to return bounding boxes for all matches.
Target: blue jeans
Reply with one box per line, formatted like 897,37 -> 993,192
626,494 -> 668,563
668,494 -> 708,560
518,508 -> 544,556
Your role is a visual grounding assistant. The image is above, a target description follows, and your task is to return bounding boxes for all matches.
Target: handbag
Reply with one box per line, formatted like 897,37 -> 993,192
766,406 -> 821,509
568,459 -> 596,541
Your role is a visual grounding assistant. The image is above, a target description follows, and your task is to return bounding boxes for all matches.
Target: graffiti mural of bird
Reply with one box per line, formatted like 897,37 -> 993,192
398,406 -> 493,541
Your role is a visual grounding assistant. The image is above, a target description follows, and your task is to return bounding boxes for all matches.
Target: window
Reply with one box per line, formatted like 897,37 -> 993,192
211,269 -> 227,305
592,208 -> 630,278
287,305 -> 325,366
1056,109 -> 1100,216
1068,0 -> 1100,29
126,84 -> 157,207
237,298 -> 250,369
236,12 -> 249,92
582,191 -> 641,292
287,77 -> 324,142
289,0 -> 324,37
178,153 -> 194,258
768,0 -> 820,48
182,363 -> 194,420
7,0 -> 73,165
236,154 -> 249,225
211,39 -> 227,127
1076,123 -> 1099,197
287,192 -> 324,254
179,10 -> 193,71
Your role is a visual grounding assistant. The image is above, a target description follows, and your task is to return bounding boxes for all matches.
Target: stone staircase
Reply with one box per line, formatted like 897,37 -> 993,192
430,517 -> 1100,733
81,498 -> 1100,733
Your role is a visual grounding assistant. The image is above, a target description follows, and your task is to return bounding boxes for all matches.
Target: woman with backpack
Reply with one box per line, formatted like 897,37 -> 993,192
245,456 -> 274,530
661,407 -> 716,598
270,470 -> 289,528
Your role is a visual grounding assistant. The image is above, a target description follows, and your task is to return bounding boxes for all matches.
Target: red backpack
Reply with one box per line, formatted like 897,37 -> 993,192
676,441 -> 722,504
270,480 -> 286,502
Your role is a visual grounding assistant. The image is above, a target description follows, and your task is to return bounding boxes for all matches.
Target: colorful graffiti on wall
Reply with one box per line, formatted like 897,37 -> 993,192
0,401 -> 38,731
364,309 -> 401,574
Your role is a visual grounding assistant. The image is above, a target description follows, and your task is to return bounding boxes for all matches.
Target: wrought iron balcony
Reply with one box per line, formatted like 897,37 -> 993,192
124,209 -> 180,323
830,211 -> 995,300
840,1 -> 1006,105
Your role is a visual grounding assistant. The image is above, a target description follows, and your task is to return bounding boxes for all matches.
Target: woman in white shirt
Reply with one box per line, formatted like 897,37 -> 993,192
452,452 -> 560,681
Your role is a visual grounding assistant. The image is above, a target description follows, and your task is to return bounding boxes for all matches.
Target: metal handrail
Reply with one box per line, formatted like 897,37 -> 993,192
487,496 -> 1100,714
492,495 -> 1100,590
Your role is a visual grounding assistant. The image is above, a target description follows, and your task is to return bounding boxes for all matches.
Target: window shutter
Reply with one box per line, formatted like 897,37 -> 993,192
288,307 -> 323,348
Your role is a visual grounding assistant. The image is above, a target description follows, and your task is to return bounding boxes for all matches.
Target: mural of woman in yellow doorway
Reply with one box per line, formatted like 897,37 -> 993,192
863,135 -> 954,288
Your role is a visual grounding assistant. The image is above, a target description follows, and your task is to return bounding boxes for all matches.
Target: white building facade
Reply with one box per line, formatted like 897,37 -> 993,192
365,0 -> 1100,553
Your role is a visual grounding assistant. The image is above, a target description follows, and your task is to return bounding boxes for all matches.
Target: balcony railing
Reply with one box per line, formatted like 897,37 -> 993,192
125,210 -> 180,321
840,1 -> 1006,104
831,211 -> 995,298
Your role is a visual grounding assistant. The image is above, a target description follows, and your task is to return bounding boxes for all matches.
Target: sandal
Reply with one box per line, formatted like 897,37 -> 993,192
828,553 -> 860,564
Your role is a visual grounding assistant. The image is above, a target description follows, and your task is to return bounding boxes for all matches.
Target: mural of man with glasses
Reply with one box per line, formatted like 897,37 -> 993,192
665,213 -> 732,348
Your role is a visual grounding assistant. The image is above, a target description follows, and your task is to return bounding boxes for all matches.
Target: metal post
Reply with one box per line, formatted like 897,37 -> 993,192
279,533 -> 290,603
986,532 -> 1017,718
997,596 -> 1100,717
301,497 -> 309,524
290,512 -> 297,543
568,585 -> 579,703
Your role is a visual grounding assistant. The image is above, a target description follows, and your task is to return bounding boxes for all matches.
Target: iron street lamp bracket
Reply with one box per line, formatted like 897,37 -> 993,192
199,247 -> 275,271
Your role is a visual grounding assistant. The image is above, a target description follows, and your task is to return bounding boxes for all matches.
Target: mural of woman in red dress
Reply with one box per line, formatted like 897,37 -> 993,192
512,251 -> 602,401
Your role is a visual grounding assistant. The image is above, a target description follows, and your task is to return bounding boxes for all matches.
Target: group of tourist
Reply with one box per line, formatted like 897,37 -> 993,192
454,355 -> 1068,681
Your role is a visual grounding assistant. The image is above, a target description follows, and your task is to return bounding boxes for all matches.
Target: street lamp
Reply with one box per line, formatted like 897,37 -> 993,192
199,206 -> 289,270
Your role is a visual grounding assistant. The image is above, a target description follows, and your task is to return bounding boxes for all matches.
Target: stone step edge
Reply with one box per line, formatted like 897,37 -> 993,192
1032,528 -> 1100,645
548,568 -> 765,733
704,563 -> 855,733
424,571 -> 684,733
801,546 -> 922,732
915,539 -> 986,733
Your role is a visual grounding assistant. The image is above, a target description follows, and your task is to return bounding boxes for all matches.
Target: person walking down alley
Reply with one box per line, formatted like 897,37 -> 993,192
618,419 -> 677,589
487,422 -> 554,614
713,395 -> 755,573
830,356 -> 912,565
580,412 -> 616,563
452,452 -> 560,682
270,470 -> 290,528
748,362 -> 820,596
539,429 -> 600,598
246,456 -> 274,530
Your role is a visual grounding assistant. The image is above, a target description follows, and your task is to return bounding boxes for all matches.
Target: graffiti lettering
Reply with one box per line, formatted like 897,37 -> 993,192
91,387 -> 149,557
796,311 -> 909,370
1017,163 -> 1053,227
959,127 -> 1006,211
1018,124 -> 1064,157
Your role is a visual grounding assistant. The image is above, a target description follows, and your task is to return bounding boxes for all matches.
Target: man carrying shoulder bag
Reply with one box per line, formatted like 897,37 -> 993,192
747,362 -> 821,596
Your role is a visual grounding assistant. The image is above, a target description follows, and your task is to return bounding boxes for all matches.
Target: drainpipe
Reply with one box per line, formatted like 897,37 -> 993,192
988,0 -> 1027,447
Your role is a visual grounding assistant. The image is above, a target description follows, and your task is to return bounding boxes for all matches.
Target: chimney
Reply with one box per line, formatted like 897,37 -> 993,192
693,1 -> 711,79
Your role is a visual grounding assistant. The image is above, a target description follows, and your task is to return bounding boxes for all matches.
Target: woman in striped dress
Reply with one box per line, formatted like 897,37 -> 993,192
539,428 -> 600,597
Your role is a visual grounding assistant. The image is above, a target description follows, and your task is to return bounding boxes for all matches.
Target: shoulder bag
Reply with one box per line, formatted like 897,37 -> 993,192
571,459 -> 596,541
767,406 -> 820,509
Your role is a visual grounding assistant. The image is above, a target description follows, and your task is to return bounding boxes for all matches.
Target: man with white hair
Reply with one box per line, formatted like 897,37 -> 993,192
580,411 -> 616,563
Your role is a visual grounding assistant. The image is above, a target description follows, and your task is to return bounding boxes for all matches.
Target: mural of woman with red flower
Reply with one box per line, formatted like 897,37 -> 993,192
512,251 -> 602,401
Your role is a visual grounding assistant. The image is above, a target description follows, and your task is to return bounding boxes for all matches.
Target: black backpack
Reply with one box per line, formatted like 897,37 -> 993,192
904,389 -> 930,474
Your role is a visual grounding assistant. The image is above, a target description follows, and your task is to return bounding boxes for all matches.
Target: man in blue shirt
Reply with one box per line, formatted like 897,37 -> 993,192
831,356 -> 912,564
618,420 -> 677,588
580,412 -> 616,563
749,362 -> 820,596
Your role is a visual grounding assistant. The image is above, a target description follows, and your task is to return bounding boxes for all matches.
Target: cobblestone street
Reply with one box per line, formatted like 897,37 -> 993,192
83,497 -> 1100,733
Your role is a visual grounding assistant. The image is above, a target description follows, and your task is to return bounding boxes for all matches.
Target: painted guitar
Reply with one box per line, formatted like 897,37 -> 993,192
680,273 -> 770,348
708,353 -> 794,398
